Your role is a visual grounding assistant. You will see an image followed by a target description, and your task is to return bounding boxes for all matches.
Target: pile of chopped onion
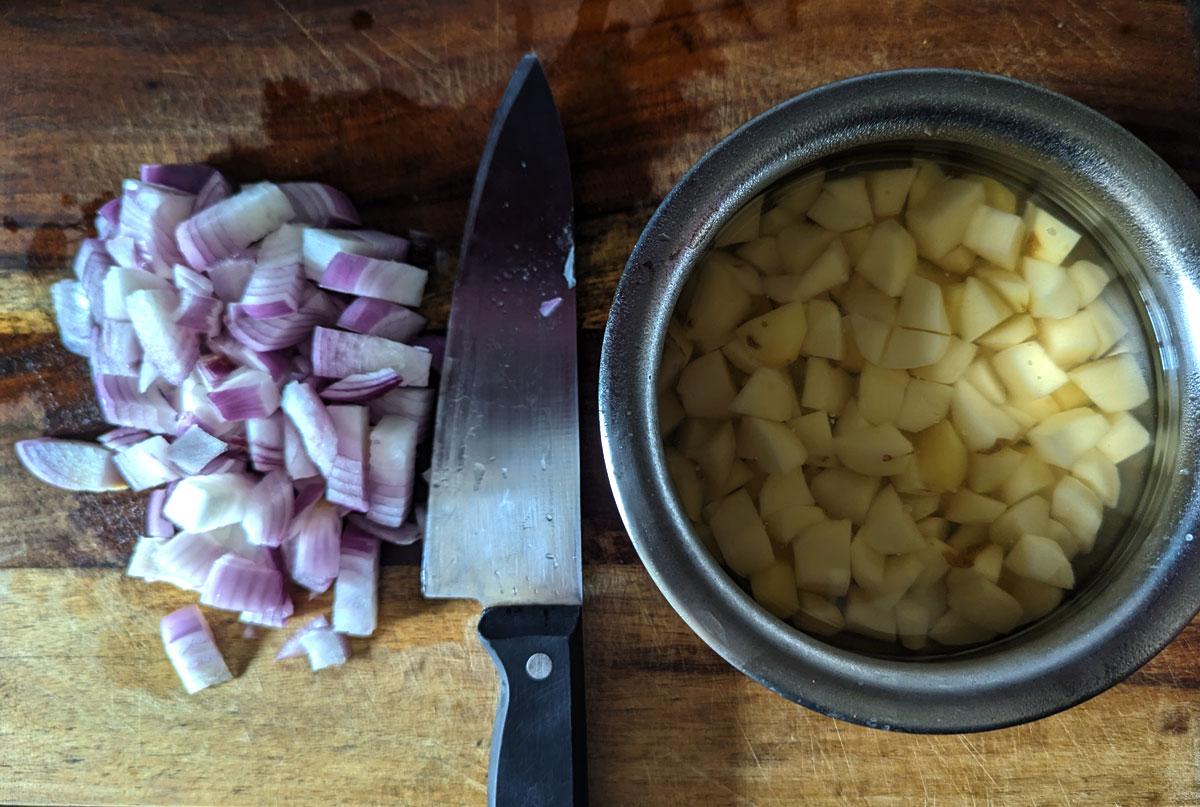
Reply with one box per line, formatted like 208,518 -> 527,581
20,165 -> 437,693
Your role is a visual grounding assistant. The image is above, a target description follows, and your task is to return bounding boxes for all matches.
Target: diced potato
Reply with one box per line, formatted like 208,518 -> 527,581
717,460 -> 755,498
800,357 -> 853,413
912,419 -> 968,493
793,519 -> 853,597
677,351 -> 738,418
721,336 -> 762,374
912,541 -> 952,588
990,495 -> 1050,548
992,341 -> 1069,401
974,266 -> 1030,313
955,277 -> 1013,342
834,424 -> 914,476
907,160 -> 946,207
1002,404 -> 1038,440
760,205 -> 798,236
929,610 -> 996,646
946,571 -> 1023,633
808,176 -> 874,232
1043,518 -> 1081,560
792,592 -> 845,636
734,301 -> 808,366
896,378 -> 955,433
947,523 -> 989,554
759,468 -> 815,515
750,560 -> 802,618
764,503 -> 827,545
850,535 -> 886,590
963,206 -> 1026,270
915,261 -> 955,286
945,488 -> 1007,524
730,367 -> 798,422
1051,476 -> 1103,553
875,554 -> 927,607
801,299 -> 844,360
967,447 -> 1022,493
736,237 -> 783,274
1023,257 -> 1082,320
774,171 -> 825,216
1069,354 -> 1150,413
684,256 -> 754,351
811,468 -> 880,524
978,314 -> 1036,351
896,275 -> 952,335
1010,394 -> 1061,422
665,449 -> 704,522
848,314 -> 891,364
964,173 -> 1017,213
918,513 -> 949,538
858,364 -> 910,425
896,586 -> 947,650
866,167 -> 918,218
658,390 -> 685,436
1024,203 -> 1081,265
971,543 -> 1005,583
708,489 -> 775,577
841,226 -> 874,265
856,219 -> 917,296
676,418 -> 718,460
844,586 -> 897,641
1004,533 -> 1075,589
840,275 -> 898,323
1096,411 -> 1150,464
950,379 -> 1020,451
932,245 -> 976,275
777,222 -> 838,274
890,460 -> 929,495
964,359 -> 1007,406
857,485 -> 926,554
1052,381 -> 1090,410
659,339 -> 689,395
703,252 -> 763,297
713,195 -> 763,248
1000,571 -> 1064,625
765,240 -> 851,303
833,398 -> 871,437
904,494 -> 942,522
791,411 -> 836,466
999,449 -> 1056,505
1027,407 -> 1110,469
881,327 -> 950,370
737,417 -> 808,474
1067,259 -> 1110,305
696,421 -> 736,501
906,178 -> 986,260
1037,311 -> 1098,370
840,317 -> 867,372
1071,449 -> 1120,507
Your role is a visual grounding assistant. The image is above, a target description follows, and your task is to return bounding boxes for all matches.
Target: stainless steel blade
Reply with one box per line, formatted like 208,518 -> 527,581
422,55 -> 580,607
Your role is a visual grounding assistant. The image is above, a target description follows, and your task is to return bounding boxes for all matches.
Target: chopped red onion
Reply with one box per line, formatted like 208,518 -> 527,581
207,333 -> 291,382
117,179 -> 194,272
366,416 -> 417,527
126,535 -> 168,581
301,228 -> 409,280
368,388 -> 435,440
279,183 -> 360,227
173,263 -> 214,296
15,438 -> 127,492
332,533 -> 379,637
283,418 -> 320,480
200,553 -> 286,613
243,470 -> 293,547
163,473 -> 254,532
246,414 -> 284,472
310,327 -> 431,387
139,163 -> 217,194
95,200 -> 121,238
94,374 -> 177,433
326,405 -> 369,512
101,266 -> 171,321
335,297 -> 426,343
300,287 -> 346,326
280,380 -> 336,475
113,435 -> 181,491
98,427 -> 151,451
319,369 -> 402,402
146,488 -> 175,537
167,425 -> 228,475
176,292 -> 223,333
410,333 -> 445,373
138,355 -> 162,393
344,514 -> 422,545
161,605 -> 232,694
194,171 -> 232,211
284,499 -> 341,593
276,614 -> 330,660
195,354 -> 239,389
155,530 -> 228,591
50,280 -> 92,356
240,262 -> 306,319
255,223 -> 304,273
319,253 -> 428,307
92,319 -> 142,377
105,235 -> 138,269
207,256 -> 256,303
126,288 -> 198,385
199,455 -> 247,476
176,182 -> 294,270
209,368 -> 280,421
300,627 -> 351,671
225,305 -> 318,351
540,296 -> 564,318
239,596 -> 294,629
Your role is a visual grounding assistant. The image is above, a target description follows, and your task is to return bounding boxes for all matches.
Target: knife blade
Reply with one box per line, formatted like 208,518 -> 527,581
422,54 -> 586,807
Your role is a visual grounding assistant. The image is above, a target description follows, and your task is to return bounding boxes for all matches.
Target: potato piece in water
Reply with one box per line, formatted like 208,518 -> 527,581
856,219 -> 917,296
750,560 -> 801,618
866,167 -> 917,218
811,468 -> 880,525
1004,533 -> 1075,589
793,519 -> 853,598
992,341 -> 1069,401
913,420 -> 968,492
1027,407 -> 1109,469
896,275 -> 951,334
896,379 -> 954,434
834,424 -> 914,477
929,610 -> 997,646
737,417 -> 808,475
790,411 -> 836,467
801,299 -> 844,360
857,485 -> 925,555
765,240 -> 851,303
1068,354 -> 1150,414
858,364 -> 909,425
1096,411 -> 1150,464
773,171 -> 825,216
730,367 -> 799,422
708,489 -> 775,578
807,176 -> 873,232
713,194 -> 763,247
1024,202 -> 1081,265
962,206 -> 1026,271
800,358 -> 853,414
792,593 -> 845,636
734,301 -> 808,367
905,178 -> 985,260
946,570 -> 1023,634
1067,260 -> 1110,305
685,256 -> 753,350
676,351 -> 738,419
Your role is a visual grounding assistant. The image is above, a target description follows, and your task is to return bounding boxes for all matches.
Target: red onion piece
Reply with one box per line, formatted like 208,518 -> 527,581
332,532 -> 379,637
95,201 -> 121,238
319,253 -> 427,307
15,438 -> 127,492
98,427 -> 151,451
284,499 -> 341,593
92,319 -> 142,377
366,416 -> 417,527
162,473 -> 254,532
326,405 -> 369,513
94,374 -> 177,433
209,368 -> 280,421
155,530 -> 228,591
146,488 -> 175,537
194,171 -> 232,211
126,288 -> 198,385
176,292 -> 224,334
240,261 -> 306,319
239,596 -> 294,629
283,418 -> 320,480
139,164 -> 217,194
199,455 -> 247,476
276,614 -> 330,660
176,182 -> 294,270
246,414 -> 284,472
161,605 -> 232,694
173,263 -> 214,296
300,628 -> 351,671
281,380 -> 336,476
117,179 -> 195,273
335,297 -> 426,343
112,435 -> 181,491
225,305 -> 318,351
243,470 -> 294,547
200,553 -> 286,613
207,333 -> 291,382
279,183 -> 360,227
50,280 -> 92,356
368,388 -> 435,440
101,266 -> 171,321
344,514 -> 422,545
301,228 -> 409,280
167,425 -> 228,475
318,369 -> 402,402
127,535 -> 168,581
207,257 -> 256,303
310,327 -> 431,387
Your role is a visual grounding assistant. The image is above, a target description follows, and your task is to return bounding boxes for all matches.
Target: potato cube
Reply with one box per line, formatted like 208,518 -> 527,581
907,160 -> 946,207
736,237 -> 783,274
834,423 -> 914,476
734,301 -> 808,366
855,219 -> 917,296
677,351 -> 738,418
992,341 -> 1069,401
896,378 -> 955,433
955,277 -> 1013,342
990,495 -> 1050,548
1002,404 -> 1038,439
764,503 -> 827,545
947,523 -> 988,554
881,327 -> 950,370
659,388 -> 686,436
665,449 -> 704,522
790,411 -> 836,466
1004,533 -> 1074,589
1052,381 -> 1090,410
890,460 -> 930,495
844,586 -> 897,641
866,167 -> 918,218
793,519 -> 853,597
713,195 -> 763,247
1069,354 -> 1150,413
872,553 -> 927,609
840,275 -> 898,323
808,176 -> 873,232
931,245 -> 976,275
800,358 -> 853,413
811,468 -> 880,524
1096,411 -> 1150,464
765,240 -> 851,303
717,459 -> 754,499
950,379 -> 1020,451
773,171 -> 825,216
904,494 -> 942,522
840,225 -> 875,266
730,366 -> 799,422
1067,259 -> 1110,305
1023,257 -> 1082,320
705,252 -> 763,297
929,610 -> 996,646
1071,449 -> 1120,508
720,336 -> 762,375
896,588 -> 947,650
964,173 -> 1017,213
975,266 -> 1031,312
850,535 -> 886,590
684,256 -> 754,350
1027,407 -> 1110,469
968,447 -> 1023,493
761,206 -> 797,236
750,560 -> 802,618
963,206 -> 1026,270
964,359 -> 1008,406
737,417 -> 808,474
792,592 -> 845,636
1023,203 -> 1081,264
833,398 -> 871,437
1010,394 -> 1061,421
696,421 -> 736,501
676,418 -> 718,460
1043,518 -> 1082,560
906,178 -> 986,260
798,300 -> 842,361
912,420 -> 968,492
777,222 -> 838,274
946,571 -> 1023,633
1035,311 -> 1097,369
708,489 -> 775,577
999,449 -> 1056,504
1051,476 -> 1103,553
848,314 -> 891,364
945,489 -> 1007,524
971,543 -> 1005,583
912,541 -> 952,588
1086,298 -> 1129,357
857,485 -> 926,554
1000,572 -> 1064,625
858,364 -> 910,425
897,275 -> 952,334
978,314 -> 1037,351
839,319 -> 866,373
659,339 -> 689,395
759,468 -> 815,515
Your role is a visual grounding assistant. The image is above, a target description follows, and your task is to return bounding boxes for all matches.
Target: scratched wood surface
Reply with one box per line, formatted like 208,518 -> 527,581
1,1 -> 1199,804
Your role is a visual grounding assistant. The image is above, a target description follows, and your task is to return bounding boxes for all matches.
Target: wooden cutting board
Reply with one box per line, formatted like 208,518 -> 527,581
2,1 -> 1200,804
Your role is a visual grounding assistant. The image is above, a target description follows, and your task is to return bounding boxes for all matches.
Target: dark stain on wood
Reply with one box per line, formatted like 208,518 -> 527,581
26,225 -> 68,273
349,9 -> 373,31
1159,707 -> 1191,734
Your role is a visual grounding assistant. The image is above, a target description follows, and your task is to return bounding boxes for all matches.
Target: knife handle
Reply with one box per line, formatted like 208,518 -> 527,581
477,604 -> 588,807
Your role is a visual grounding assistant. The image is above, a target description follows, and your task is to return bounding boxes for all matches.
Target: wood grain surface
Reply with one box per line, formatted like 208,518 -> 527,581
1,0 -> 1199,804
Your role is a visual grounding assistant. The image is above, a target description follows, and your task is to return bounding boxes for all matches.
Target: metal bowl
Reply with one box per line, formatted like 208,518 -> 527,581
598,68 -> 1200,732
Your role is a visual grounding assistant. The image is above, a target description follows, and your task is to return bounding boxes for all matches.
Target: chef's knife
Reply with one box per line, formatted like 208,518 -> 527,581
422,54 -> 585,807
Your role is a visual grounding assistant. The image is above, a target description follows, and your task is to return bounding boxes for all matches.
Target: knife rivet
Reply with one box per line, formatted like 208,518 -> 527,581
525,652 -> 552,681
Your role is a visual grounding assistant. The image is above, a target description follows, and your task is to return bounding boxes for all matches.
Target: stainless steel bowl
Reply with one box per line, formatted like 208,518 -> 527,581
599,68 -> 1200,732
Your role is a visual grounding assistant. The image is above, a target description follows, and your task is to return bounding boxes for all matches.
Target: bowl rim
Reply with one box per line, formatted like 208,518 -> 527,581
598,67 -> 1200,732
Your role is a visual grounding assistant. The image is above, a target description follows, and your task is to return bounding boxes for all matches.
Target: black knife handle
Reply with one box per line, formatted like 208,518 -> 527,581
477,604 -> 588,807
